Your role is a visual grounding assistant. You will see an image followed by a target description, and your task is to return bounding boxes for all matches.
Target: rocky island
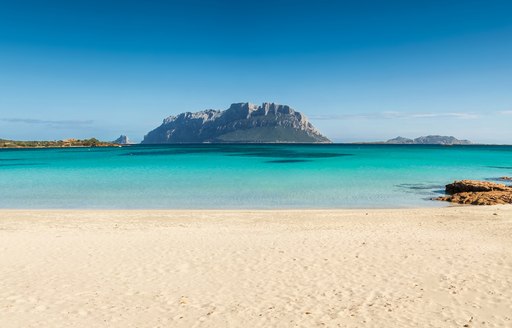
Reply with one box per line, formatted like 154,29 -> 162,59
385,135 -> 471,145
112,135 -> 132,145
142,102 -> 330,144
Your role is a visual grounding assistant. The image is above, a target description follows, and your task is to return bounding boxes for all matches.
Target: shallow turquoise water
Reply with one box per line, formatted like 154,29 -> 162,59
0,144 -> 511,209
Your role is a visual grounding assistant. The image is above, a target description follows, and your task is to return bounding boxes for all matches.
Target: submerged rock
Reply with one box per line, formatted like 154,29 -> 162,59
436,180 -> 512,205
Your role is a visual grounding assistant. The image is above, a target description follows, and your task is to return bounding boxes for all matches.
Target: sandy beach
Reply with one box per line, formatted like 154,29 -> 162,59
1,207 -> 511,328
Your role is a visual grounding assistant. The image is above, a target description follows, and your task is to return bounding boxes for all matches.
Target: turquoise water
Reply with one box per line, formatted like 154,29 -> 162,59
0,144 -> 511,209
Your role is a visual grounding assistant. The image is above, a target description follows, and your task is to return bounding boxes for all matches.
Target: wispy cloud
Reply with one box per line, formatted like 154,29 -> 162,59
310,111 -> 479,120
1,118 -> 94,127
408,112 -> 479,119
499,110 -> 512,115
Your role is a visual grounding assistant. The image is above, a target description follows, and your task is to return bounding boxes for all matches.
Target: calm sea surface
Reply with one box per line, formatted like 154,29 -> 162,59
0,144 -> 511,209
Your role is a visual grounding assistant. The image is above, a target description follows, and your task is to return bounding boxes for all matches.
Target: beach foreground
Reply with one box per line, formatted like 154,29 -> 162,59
1,207 -> 511,328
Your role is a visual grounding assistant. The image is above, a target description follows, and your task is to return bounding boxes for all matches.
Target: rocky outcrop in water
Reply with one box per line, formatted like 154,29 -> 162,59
142,102 -> 330,144
436,180 -> 512,205
386,135 -> 471,145
113,135 -> 132,145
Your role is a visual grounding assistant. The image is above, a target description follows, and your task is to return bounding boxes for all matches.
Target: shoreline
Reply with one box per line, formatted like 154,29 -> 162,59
0,203 -> 451,212
1,207 -> 511,327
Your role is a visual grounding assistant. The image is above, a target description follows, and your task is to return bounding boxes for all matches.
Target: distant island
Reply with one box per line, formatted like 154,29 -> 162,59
384,135 -> 471,145
142,102 -> 330,144
112,135 -> 133,145
0,138 -> 118,148
0,130 -> 475,148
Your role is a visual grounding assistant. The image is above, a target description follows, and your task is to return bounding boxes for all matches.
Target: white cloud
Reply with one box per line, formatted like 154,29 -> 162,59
409,112 -> 479,119
310,111 -> 479,120
1,118 -> 94,126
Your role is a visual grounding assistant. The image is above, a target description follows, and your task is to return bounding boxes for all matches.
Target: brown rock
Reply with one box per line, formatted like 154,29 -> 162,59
436,180 -> 512,205
445,180 -> 510,194
500,176 -> 512,181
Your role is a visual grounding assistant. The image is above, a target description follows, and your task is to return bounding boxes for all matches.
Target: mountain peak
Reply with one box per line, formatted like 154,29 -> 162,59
143,102 -> 330,144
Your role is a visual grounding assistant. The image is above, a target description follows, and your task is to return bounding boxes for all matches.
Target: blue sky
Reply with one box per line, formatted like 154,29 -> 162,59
0,0 -> 511,143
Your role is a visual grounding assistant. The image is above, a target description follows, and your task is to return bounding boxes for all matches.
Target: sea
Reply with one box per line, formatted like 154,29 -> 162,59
0,144 -> 511,209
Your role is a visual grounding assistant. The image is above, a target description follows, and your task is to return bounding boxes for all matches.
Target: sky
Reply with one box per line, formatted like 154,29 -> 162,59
0,0 -> 511,143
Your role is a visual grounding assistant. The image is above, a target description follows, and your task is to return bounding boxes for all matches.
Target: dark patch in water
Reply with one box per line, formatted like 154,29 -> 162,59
485,177 -> 509,182
229,151 -> 352,159
0,163 -> 43,167
487,166 -> 512,170
0,158 -> 25,161
120,145 -> 353,161
396,183 -> 444,190
265,159 -> 312,164
120,146 -> 229,156
395,183 -> 446,196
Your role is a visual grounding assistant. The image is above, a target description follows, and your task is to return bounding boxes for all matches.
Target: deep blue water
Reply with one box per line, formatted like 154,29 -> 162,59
0,144 -> 511,209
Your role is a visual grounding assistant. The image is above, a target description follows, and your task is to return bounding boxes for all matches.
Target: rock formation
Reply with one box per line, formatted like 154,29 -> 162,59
386,135 -> 471,145
436,180 -> 512,205
142,102 -> 330,144
385,136 -> 415,144
113,135 -> 132,145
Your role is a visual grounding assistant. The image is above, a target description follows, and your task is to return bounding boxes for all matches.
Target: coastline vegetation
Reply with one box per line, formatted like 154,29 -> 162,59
0,138 -> 118,148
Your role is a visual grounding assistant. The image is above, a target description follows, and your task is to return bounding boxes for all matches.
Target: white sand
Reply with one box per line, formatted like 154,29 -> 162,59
1,207 -> 511,327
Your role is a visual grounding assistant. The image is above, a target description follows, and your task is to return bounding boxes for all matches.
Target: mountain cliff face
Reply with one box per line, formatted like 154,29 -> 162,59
386,135 -> 471,145
142,102 -> 330,144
